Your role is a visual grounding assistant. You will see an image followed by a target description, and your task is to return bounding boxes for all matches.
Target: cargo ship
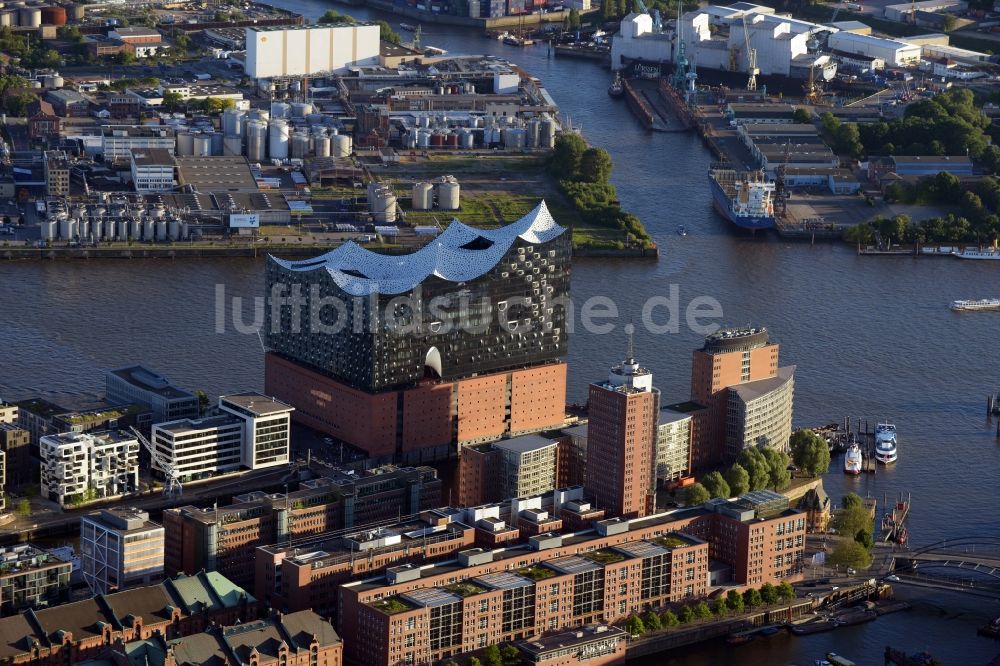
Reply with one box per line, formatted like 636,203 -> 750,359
708,165 -> 776,231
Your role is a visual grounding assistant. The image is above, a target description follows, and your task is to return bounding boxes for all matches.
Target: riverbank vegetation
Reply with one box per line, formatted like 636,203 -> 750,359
550,134 -> 654,249
683,446 -> 794,506
829,492 -> 875,569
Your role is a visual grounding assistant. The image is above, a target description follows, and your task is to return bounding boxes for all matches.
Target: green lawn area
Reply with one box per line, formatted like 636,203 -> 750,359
445,581 -> 488,597
517,565 -> 557,581
582,549 -> 626,565
654,535 -> 689,549
370,597 -> 415,615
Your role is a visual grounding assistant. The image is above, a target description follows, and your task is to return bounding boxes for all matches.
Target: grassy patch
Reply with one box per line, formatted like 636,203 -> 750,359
654,535 -> 689,549
582,549 -> 626,565
517,565 -> 556,581
371,596 -> 415,615
445,581 -> 488,597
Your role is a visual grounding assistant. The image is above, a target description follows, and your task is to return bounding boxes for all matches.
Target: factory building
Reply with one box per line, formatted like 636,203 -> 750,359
130,148 -> 176,193
883,0 -> 966,21
244,23 -> 380,79
826,31 -> 922,67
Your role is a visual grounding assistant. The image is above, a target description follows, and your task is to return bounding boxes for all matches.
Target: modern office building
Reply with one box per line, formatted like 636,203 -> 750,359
244,23 -> 381,78
458,433 -> 563,506
585,343 -> 659,520
0,544 -> 72,615
151,415 -> 244,481
39,431 -> 139,507
655,408 -> 694,484
0,424 -> 27,489
264,202 -> 571,462
81,508 -> 165,594
101,126 -> 176,163
340,490 -> 805,666
106,365 -> 199,423
690,327 -> 795,466
164,466 -> 441,589
218,393 -> 294,470
130,148 -> 176,193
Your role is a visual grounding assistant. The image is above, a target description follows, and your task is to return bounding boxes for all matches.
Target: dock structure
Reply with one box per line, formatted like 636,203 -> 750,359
622,78 -> 695,133
881,492 -> 911,545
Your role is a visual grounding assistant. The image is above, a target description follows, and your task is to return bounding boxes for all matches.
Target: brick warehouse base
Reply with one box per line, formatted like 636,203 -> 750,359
264,353 -> 567,463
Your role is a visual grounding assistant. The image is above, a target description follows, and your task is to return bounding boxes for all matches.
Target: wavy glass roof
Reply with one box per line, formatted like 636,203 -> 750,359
271,200 -> 566,296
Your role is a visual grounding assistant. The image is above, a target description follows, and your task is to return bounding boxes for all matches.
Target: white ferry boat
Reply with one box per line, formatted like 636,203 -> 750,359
952,248 -> 1000,260
844,443 -> 862,475
951,298 -> 1000,312
874,422 -> 897,464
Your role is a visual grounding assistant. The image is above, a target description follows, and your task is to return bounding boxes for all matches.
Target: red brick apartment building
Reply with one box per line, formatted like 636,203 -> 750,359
339,490 -> 805,665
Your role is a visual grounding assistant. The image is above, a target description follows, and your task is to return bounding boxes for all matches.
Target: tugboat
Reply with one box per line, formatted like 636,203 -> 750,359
608,72 -> 624,98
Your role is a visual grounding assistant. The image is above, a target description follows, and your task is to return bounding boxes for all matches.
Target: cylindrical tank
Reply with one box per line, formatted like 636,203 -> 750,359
314,134 -> 331,158
91,218 -> 102,240
210,131 -> 224,156
18,6 -> 40,26
539,117 -> 556,149
437,178 -> 460,211
269,119 -> 289,160
247,120 -> 267,162
458,128 -> 474,150
45,73 -> 64,89
192,133 -> 211,157
155,218 -> 167,241
168,218 -> 180,240
331,134 -> 351,158
222,107 -> 244,137
291,102 -> 312,118
42,219 -> 55,240
129,217 -> 141,240
176,131 -> 194,157
306,113 -> 323,126
416,129 -> 431,149
143,218 -> 154,241
67,2 -> 84,20
418,115 -> 430,128
181,222 -> 190,240
526,120 -> 540,149
291,130 -> 310,159
223,135 -> 243,157
446,132 -> 459,149
59,217 -> 74,239
247,109 -> 269,124
151,204 -> 166,219
430,132 -> 445,148
73,205 -> 85,220
40,5 -> 65,24
269,102 -> 289,119
401,131 -> 416,150
412,182 -> 433,211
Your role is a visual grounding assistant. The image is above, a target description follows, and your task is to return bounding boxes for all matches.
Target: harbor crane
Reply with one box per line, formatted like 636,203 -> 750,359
129,426 -> 182,500
741,14 -> 759,91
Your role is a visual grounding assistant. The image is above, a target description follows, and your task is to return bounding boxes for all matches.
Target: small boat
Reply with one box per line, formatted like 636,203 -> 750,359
758,625 -> 782,637
399,22 -> 417,31
827,654 -> 857,666
951,298 -> 1000,311
608,72 -> 624,98
844,443 -> 862,475
676,225 -> 688,236
952,247 -> 1000,260
874,422 -> 897,464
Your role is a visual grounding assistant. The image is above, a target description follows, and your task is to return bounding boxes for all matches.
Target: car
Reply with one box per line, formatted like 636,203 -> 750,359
847,568 -> 856,575
886,574 -> 900,582
787,463 -> 798,471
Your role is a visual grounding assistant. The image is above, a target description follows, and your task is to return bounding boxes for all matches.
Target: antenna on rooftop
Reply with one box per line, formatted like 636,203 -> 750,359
625,321 -> 636,363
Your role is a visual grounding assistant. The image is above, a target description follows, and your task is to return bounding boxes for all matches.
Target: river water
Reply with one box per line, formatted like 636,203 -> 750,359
1,4 -> 999,662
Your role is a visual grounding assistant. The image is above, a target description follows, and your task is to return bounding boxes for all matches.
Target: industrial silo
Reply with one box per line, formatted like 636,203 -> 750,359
416,129 -> 431,149
0,11 -> 13,26
222,107 -> 244,137
247,109 -> 269,124
91,218 -> 102,241
290,130 -> 310,159
176,131 -> 194,157
526,120 -> 540,149
42,219 -> 56,240
412,182 -> 434,211
269,101 -> 289,119
247,120 -> 267,162
368,183 -> 397,224
18,6 -> 40,26
223,135 -> 243,156
314,133 -> 331,158
539,117 -> 556,149
40,5 -> 65,24
168,218 -> 180,240
210,131 -> 224,156
129,217 -> 141,240
291,102 -> 312,118
269,119 -> 289,160
331,133 -> 351,158
155,218 -> 167,241
143,217 -> 154,241
59,216 -> 74,240
192,133 -> 211,157
437,177 -> 460,211
458,129 -> 474,150
67,2 -> 84,20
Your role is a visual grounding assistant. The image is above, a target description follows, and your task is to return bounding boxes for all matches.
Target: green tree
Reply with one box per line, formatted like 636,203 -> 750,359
790,429 -> 830,477
844,222 -> 875,245
579,147 -> 613,183
942,13 -> 956,31
737,448 -> 770,491
567,7 -> 582,29
761,448 -> 791,490
759,582 -> 779,605
829,539 -> 873,569
842,492 -> 863,511
550,133 -> 587,179
834,505 -> 873,540
693,601 -> 712,620
644,610 -> 662,631
161,90 -> 184,111
445,661 -> 459,666
195,389 -> 209,415
777,581 -> 796,601
624,614 -> 645,636
855,527 -> 874,550
724,463 -> 750,497
700,471 -> 730,499
319,9 -> 356,23
15,499 -> 30,517
743,587 -> 762,610
833,122 -> 863,158
482,645 -> 502,666
683,482 -> 711,507
793,107 -> 812,123
678,605 -> 694,623
500,645 -> 520,666
712,596 -> 729,616
378,20 -> 401,44
660,609 -> 679,626
726,589 -> 745,613
468,658 -> 483,666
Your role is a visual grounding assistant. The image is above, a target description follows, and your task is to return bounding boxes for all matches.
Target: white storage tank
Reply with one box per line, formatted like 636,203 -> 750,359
59,217 -> 74,239
156,218 -> 167,241
269,102 -> 289,119
269,119 -> 289,159
181,222 -> 190,240
143,218 -> 154,241
247,109 -> 270,123
92,218 -> 103,240
526,120 -> 540,148
437,177 -> 460,211
77,218 -> 89,239
291,102 -> 312,118
332,133 -> 351,157
539,117 -> 556,149
416,129 -> 431,149
42,219 -> 56,240
291,130 -> 310,158
168,218 -> 180,240
176,131 -> 194,156
18,6 -> 40,26
129,217 -> 141,240
223,135 -> 243,156
368,183 -> 397,224
222,107 -> 244,136
412,182 -> 434,210
314,134 -> 331,158
0,11 -> 14,27
401,131 -> 416,150
192,133 -> 211,157
247,120 -> 267,162
210,131 -> 224,156
458,129 -> 474,150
